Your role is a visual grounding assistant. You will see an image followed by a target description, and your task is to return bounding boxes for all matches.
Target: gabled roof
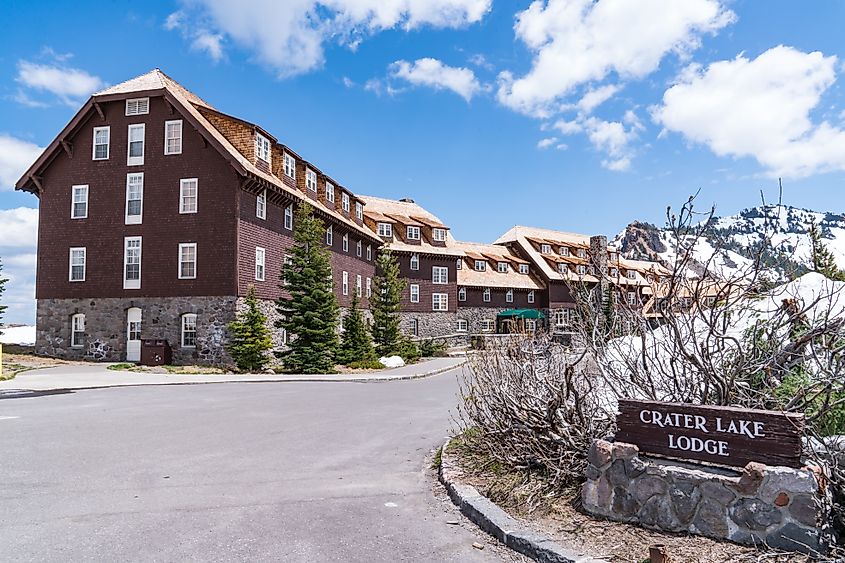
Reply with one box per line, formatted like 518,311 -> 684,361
453,240 -> 544,290
358,195 -> 460,256
94,68 -> 213,108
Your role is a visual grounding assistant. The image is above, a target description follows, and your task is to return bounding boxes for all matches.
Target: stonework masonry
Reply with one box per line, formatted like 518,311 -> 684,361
582,439 -> 828,554
399,311 -> 457,339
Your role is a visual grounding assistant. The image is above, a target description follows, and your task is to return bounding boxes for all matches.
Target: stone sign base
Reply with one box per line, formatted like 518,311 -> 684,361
581,439 -> 827,554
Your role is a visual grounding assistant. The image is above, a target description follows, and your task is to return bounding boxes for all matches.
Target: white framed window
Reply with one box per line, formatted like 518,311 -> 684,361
306,168 -> 317,191
497,262 -> 508,273
526,319 -> 537,332
342,192 -> 350,213
181,313 -> 197,348
432,293 -> 448,311
541,244 -> 551,254
71,185 -> 88,219
164,119 -> 182,155
342,233 -> 349,252
554,309 -> 569,327
255,132 -> 271,163
256,189 -> 267,220
628,291 -> 637,305
178,243 -> 197,279
609,267 -> 619,277
480,319 -> 495,332
342,271 -> 349,295
284,153 -> 296,178
356,274 -> 362,297
180,178 -> 198,214
458,287 -> 466,301
483,288 -> 491,302
125,97 -> 149,116
432,228 -> 447,242
282,255 -> 293,286
124,237 -> 142,289
356,240 -> 362,257
474,260 -> 486,272
367,245 -> 372,261
366,277 -> 372,297
432,266 -> 448,284
559,247 -> 569,256
410,284 -> 420,303
609,252 -> 618,262
576,264 -> 587,275
326,182 -> 335,202
559,263 -> 568,273
284,205 -> 293,230
578,248 -> 587,258
92,126 -> 110,160
528,290 -> 535,304
254,247 -> 266,281
407,226 -> 420,240
125,173 -> 143,224
71,313 -> 85,347
519,264 -> 529,274
627,270 -> 637,280
127,123 -> 145,166
456,319 -> 468,332
326,225 -> 333,246
69,247 -> 86,282
409,318 -> 418,337
506,289 -> 513,303
378,223 -> 392,237
410,254 -> 419,271
355,202 -> 363,220
456,258 -> 463,270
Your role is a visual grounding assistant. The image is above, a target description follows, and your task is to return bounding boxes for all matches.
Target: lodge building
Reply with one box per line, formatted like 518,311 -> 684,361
15,69 -> 668,364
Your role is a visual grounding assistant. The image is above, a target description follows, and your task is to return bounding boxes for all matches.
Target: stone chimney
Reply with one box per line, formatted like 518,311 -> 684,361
590,235 -> 609,331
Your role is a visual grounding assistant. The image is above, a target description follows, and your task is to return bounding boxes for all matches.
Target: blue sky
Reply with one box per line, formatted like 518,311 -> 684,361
2,0 -> 845,324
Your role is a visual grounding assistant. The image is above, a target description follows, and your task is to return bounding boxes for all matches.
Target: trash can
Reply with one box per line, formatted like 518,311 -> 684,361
140,339 -> 172,366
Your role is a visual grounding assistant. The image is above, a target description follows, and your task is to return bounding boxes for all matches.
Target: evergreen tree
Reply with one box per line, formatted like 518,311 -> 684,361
370,246 -> 406,356
808,220 -> 845,281
338,292 -> 376,365
276,203 -> 339,373
0,258 -> 7,336
227,285 -> 273,372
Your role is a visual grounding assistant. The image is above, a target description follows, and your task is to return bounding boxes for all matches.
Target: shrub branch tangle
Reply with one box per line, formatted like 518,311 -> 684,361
276,203 -> 339,373
370,246 -> 405,356
0,258 -> 7,336
227,285 -> 272,372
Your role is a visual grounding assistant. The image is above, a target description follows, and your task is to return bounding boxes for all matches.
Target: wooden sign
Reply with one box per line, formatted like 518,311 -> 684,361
615,399 -> 805,468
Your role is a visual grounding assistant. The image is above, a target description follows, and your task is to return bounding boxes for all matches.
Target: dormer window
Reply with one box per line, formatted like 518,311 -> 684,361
576,265 -> 587,275
377,223 -> 392,238
577,248 -> 587,259
125,97 -> 149,116
255,133 -> 271,163
627,270 -> 636,280
474,260 -> 486,272
306,169 -> 317,191
497,262 -> 508,273
326,182 -> 335,202
558,263 -> 567,273
609,252 -> 617,262
519,264 -> 529,274
355,202 -> 363,220
342,192 -> 350,212
284,153 -> 296,178
407,226 -> 420,240
541,244 -> 551,254
432,228 -> 447,242
559,247 -> 569,257
609,267 -> 618,277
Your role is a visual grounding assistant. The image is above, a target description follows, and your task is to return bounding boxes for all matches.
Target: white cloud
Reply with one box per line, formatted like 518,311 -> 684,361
468,53 -> 494,71
0,135 -> 44,191
0,207 -> 39,325
552,116 -> 638,170
577,84 -> 620,113
171,0 -> 491,77
390,58 -> 482,101
497,0 -> 734,117
653,45 -> 845,178
16,61 -> 104,106
192,31 -> 224,61
537,137 -> 557,149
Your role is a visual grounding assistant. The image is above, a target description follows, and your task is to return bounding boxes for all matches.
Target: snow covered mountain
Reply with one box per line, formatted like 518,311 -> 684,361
614,205 -> 845,279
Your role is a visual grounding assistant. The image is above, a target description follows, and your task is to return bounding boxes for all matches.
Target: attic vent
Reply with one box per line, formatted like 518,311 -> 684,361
126,98 -> 149,116
399,198 -> 415,203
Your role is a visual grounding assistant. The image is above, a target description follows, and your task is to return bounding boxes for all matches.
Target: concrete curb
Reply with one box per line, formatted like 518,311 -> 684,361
0,359 -> 466,394
438,438 -> 608,563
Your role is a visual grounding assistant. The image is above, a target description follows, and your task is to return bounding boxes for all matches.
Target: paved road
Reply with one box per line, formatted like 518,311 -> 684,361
0,369 -> 519,562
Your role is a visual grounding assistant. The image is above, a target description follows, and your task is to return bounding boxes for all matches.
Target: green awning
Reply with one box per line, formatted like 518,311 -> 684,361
496,309 -> 545,320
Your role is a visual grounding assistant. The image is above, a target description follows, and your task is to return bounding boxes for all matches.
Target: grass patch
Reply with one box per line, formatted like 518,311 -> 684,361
107,363 -> 137,371
0,363 -> 32,380
431,447 -> 443,470
162,365 -> 227,375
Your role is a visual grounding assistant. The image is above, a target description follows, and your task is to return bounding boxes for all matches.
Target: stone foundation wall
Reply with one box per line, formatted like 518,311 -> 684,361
399,311 -> 457,339
456,306 -> 505,334
36,297 -> 238,365
582,440 -> 827,554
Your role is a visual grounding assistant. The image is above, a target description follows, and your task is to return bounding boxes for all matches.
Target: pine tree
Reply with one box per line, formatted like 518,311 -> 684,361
227,285 -> 273,372
808,220 -> 845,281
276,203 -> 339,373
338,292 -> 377,365
0,258 -> 7,336
370,246 -> 406,356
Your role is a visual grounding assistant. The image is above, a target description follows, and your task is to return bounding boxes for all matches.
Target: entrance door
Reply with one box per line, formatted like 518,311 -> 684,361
126,307 -> 142,362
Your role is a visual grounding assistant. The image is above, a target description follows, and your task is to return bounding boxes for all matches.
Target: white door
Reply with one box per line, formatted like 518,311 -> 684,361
126,307 -> 142,362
